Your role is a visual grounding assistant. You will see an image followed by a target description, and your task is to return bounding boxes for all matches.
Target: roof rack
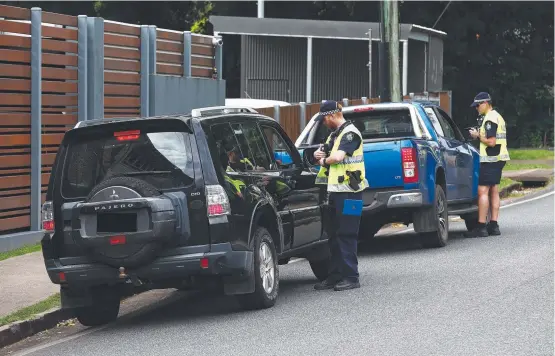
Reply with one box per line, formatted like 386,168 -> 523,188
191,106 -> 258,118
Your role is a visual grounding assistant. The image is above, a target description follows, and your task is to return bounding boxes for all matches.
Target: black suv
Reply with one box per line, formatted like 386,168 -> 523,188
41,106 -> 331,326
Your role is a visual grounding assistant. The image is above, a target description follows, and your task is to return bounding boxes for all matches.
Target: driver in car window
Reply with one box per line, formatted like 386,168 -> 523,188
226,146 -> 255,172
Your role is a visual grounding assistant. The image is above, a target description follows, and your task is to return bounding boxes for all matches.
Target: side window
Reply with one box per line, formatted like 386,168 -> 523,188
261,125 -> 295,170
424,107 -> 445,137
231,122 -> 272,171
209,123 -> 245,172
437,108 -> 465,142
314,122 -> 332,144
435,110 -> 457,140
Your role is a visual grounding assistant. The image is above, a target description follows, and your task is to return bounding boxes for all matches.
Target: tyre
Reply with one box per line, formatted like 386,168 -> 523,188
75,288 -> 120,327
358,221 -> 382,240
82,176 -> 163,268
420,185 -> 449,248
236,227 -> 279,310
308,258 -> 330,282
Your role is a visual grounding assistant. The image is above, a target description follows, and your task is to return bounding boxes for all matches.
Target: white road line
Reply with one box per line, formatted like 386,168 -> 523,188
377,190 -> 554,236
500,190 -> 554,209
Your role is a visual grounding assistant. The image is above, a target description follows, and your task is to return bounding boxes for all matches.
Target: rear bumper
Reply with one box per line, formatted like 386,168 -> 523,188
44,243 -> 253,287
362,189 -> 424,214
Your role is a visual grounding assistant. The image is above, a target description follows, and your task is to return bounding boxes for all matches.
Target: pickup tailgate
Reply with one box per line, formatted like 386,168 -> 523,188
363,140 -> 405,188
343,107 -> 418,189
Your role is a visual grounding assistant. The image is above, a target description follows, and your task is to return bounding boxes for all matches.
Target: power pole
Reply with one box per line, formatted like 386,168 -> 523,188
378,0 -> 391,102
390,0 -> 401,102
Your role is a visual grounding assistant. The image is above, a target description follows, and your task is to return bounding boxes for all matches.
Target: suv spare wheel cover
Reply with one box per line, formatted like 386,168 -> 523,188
77,177 -> 169,268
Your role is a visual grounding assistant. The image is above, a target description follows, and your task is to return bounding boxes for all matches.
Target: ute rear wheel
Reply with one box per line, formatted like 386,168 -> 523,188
236,227 -> 279,310
420,185 -> 449,248
308,258 -> 330,282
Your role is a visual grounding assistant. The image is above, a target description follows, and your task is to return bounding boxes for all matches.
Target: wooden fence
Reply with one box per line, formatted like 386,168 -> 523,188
0,4 -> 220,234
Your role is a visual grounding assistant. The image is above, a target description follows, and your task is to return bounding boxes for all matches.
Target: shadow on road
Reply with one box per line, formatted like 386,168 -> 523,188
95,226 -> 471,332
357,226 -> 469,257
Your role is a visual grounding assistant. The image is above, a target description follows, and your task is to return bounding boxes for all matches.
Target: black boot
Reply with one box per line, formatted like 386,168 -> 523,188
487,221 -> 501,236
334,279 -> 361,291
464,223 -> 488,238
314,278 -> 340,290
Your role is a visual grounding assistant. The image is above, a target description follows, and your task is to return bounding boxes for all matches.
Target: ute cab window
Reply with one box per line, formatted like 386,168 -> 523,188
313,108 -> 415,144
62,128 -> 195,198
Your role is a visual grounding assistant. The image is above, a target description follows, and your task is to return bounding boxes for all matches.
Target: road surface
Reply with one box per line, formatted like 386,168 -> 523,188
5,192 -> 554,356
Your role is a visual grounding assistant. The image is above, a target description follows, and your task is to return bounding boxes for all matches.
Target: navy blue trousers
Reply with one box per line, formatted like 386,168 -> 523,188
326,191 -> 362,283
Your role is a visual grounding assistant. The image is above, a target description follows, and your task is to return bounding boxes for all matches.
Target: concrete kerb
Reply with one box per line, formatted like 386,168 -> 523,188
0,308 -> 73,349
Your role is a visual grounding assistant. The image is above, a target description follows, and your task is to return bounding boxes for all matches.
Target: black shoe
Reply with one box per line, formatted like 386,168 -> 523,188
464,226 -> 488,238
314,279 -> 339,290
333,280 -> 361,291
487,222 -> 501,236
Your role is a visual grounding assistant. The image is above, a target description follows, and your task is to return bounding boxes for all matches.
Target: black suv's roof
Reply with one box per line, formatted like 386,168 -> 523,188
74,109 -> 276,130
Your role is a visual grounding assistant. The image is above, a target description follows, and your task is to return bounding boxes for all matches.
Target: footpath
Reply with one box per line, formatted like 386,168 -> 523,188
0,159 -> 553,349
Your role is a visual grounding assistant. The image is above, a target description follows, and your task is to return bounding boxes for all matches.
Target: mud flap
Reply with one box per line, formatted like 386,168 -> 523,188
222,252 -> 255,295
60,287 -> 93,309
412,206 -> 437,233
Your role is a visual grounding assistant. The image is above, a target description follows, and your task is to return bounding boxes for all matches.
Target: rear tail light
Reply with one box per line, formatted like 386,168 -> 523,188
401,147 -> 419,184
42,201 -> 55,232
114,130 -> 140,141
205,185 -> 231,217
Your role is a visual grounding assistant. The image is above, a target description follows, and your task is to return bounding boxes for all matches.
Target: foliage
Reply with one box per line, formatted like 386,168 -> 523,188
191,2 -> 214,34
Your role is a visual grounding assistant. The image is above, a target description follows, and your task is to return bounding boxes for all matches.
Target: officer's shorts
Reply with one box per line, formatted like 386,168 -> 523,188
479,161 -> 506,186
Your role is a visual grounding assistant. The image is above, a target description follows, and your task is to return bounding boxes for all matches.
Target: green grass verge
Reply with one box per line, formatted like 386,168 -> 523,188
508,149 -> 554,160
504,162 -> 552,171
0,293 -> 60,327
499,177 -> 519,190
0,242 -> 42,262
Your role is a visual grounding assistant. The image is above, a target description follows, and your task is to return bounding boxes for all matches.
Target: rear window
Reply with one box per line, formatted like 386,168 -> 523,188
313,108 -> 415,144
61,130 -> 195,198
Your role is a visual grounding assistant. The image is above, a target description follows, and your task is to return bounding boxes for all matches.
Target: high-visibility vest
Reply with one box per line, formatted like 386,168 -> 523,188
479,110 -> 510,162
315,124 -> 368,193
226,158 -> 255,172
224,174 -> 246,197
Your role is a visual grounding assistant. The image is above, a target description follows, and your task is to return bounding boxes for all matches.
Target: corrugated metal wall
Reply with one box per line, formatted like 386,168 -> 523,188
427,35 -> 444,92
407,40 -> 426,93
241,35 -> 306,103
236,35 -> 441,102
312,39 -> 370,102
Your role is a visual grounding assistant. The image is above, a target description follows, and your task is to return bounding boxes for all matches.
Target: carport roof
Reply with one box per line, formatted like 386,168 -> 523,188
210,15 -> 446,41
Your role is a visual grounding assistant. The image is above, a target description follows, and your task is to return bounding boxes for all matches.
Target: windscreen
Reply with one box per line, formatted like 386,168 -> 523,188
313,108 -> 415,144
61,130 -> 195,198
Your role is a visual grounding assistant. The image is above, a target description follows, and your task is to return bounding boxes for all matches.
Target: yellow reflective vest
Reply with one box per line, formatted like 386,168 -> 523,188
315,124 -> 368,193
479,110 -> 510,162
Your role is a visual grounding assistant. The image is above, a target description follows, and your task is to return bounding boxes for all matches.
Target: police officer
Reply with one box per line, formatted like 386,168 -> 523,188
312,100 -> 369,291
466,92 -> 510,238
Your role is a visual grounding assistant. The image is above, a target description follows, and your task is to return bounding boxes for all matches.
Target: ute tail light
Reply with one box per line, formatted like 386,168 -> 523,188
114,130 -> 140,141
205,185 -> 231,217
42,201 -> 55,232
401,147 -> 419,184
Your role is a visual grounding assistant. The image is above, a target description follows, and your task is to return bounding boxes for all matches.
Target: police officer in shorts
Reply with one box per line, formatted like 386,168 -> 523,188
466,92 -> 510,237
